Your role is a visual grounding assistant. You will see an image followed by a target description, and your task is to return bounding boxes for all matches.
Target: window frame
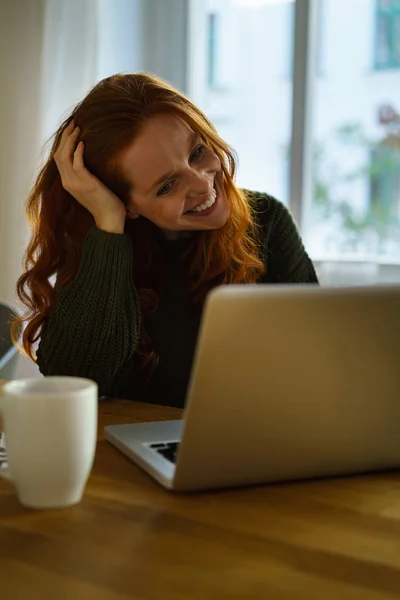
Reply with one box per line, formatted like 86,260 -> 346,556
374,0 -> 400,70
288,0 -> 319,227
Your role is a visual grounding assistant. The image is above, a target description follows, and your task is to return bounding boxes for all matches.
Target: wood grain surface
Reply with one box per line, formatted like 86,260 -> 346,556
1,380 -> 400,599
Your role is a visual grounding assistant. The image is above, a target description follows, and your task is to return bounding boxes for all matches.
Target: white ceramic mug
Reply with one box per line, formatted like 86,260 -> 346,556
0,377 -> 98,509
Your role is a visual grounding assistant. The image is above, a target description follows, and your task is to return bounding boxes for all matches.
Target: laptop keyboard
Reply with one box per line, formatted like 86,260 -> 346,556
149,441 -> 180,463
0,433 -> 7,471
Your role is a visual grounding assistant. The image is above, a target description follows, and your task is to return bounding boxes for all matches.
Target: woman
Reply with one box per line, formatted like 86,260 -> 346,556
14,73 -> 318,408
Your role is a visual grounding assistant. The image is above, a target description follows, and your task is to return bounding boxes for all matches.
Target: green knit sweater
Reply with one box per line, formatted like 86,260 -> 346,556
36,192 -> 318,407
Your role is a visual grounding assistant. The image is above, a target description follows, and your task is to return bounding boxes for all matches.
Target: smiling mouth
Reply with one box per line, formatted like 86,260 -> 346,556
184,187 -> 218,216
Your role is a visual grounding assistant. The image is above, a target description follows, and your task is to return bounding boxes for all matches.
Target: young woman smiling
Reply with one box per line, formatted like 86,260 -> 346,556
14,73 -> 318,407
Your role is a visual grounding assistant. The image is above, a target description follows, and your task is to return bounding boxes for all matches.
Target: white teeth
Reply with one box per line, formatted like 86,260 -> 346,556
190,188 -> 217,213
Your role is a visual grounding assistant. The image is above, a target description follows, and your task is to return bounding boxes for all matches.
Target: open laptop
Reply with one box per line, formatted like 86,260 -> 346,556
105,285 -> 400,491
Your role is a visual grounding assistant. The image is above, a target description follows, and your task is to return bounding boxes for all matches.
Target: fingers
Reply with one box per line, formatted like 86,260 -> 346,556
54,121 -> 82,188
72,141 -> 85,176
54,121 -> 75,163
62,126 -> 81,162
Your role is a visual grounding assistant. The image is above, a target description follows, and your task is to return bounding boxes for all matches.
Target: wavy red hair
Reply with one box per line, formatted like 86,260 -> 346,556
13,73 -> 265,366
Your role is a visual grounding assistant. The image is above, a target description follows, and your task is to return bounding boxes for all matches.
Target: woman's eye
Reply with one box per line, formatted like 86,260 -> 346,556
157,181 -> 174,197
156,145 -> 205,197
190,144 -> 205,163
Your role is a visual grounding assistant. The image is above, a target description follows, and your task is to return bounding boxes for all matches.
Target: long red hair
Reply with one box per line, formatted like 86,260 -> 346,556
13,73 -> 265,366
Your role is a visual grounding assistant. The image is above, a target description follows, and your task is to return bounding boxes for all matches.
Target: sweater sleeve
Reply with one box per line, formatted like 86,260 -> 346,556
36,227 -> 141,396
250,192 -> 318,284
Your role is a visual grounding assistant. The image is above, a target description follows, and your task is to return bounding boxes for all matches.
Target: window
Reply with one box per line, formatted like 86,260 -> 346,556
189,0 -> 294,201
188,0 -> 400,281
375,0 -> 400,69
305,0 -> 400,262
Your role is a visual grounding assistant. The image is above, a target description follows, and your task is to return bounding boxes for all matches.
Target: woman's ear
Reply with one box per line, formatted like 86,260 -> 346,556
126,193 -> 140,220
126,208 -> 140,220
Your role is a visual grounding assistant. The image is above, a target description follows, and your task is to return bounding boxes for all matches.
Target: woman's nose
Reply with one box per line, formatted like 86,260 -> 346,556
187,171 -> 212,197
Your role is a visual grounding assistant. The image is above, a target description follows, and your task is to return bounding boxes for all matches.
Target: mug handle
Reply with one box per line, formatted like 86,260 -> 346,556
0,399 -> 12,481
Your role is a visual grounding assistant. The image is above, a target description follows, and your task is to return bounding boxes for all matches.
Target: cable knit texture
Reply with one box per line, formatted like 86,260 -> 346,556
36,227 -> 141,396
36,192 -> 318,405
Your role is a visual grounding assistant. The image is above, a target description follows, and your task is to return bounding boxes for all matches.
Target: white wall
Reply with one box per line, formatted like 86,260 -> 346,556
0,0 -> 45,304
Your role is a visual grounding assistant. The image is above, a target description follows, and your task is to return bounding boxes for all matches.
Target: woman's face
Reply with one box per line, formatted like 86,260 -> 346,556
117,113 -> 230,237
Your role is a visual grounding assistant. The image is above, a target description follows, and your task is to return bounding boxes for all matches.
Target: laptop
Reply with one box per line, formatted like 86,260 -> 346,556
105,284 -> 400,491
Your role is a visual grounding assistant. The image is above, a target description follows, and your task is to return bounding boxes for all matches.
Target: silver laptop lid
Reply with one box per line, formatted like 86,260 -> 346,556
173,285 -> 400,490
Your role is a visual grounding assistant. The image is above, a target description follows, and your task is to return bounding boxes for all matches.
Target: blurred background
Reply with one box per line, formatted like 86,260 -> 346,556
1,0 -> 400,307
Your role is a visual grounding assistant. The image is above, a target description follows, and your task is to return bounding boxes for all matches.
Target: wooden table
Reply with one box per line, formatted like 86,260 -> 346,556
1,381 -> 400,599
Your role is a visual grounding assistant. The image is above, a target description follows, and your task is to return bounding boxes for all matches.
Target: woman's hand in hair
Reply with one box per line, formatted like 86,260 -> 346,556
54,121 -> 127,234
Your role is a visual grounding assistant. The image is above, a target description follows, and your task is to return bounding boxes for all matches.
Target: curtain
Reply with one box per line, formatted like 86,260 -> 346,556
0,0 -> 100,304
40,0 -> 99,142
